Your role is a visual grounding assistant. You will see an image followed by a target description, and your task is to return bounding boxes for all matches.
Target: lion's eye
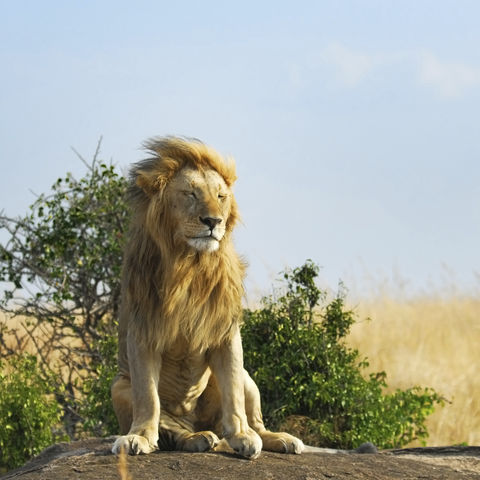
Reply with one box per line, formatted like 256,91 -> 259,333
184,191 -> 197,199
218,194 -> 227,201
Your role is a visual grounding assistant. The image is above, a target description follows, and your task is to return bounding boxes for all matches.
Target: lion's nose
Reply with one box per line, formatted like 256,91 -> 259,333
200,216 -> 222,229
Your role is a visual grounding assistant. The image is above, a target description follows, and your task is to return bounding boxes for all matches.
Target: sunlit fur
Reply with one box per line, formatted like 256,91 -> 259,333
120,137 -> 243,353
111,137 -> 304,458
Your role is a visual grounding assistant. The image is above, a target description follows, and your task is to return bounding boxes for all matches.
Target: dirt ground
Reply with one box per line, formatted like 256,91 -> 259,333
2,438 -> 480,480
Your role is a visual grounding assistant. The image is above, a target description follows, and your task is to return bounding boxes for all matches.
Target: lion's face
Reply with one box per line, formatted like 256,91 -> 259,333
166,167 -> 233,252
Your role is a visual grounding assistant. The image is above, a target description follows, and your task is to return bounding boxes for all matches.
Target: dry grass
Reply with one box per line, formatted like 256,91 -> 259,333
347,294 -> 480,446
117,446 -> 132,480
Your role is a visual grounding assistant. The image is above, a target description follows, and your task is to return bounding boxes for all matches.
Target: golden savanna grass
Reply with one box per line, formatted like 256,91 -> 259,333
347,294 -> 480,446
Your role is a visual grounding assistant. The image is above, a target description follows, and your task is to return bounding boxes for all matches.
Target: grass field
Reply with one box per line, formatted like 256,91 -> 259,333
347,294 -> 480,447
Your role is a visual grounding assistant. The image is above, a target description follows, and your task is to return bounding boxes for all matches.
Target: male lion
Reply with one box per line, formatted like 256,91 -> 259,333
111,137 -> 304,459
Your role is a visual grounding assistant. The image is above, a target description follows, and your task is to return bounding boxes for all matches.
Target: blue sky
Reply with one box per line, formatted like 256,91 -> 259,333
1,1 -> 479,299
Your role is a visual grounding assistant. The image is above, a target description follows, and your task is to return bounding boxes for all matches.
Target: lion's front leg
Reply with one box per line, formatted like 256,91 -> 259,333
112,334 -> 161,455
209,326 -> 262,459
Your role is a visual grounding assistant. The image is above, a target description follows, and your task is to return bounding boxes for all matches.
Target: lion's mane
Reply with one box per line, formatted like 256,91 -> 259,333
118,137 -> 245,361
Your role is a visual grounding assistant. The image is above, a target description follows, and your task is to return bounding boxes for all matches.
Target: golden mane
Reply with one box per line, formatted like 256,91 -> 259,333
119,137 -> 245,355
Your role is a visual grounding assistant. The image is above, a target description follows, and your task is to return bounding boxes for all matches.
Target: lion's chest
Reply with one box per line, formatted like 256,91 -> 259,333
158,342 -> 211,417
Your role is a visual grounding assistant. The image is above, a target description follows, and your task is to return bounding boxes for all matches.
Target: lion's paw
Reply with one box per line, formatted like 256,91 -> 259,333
112,434 -> 157,455
260,431 -> 305,454
182,431 -> 220,452
226,429 -> 263,459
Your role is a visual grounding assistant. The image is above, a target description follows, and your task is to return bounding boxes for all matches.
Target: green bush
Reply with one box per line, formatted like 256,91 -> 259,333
79,330 -> 119,436
0,141 -> 128,439
0,355 -> 65,470
242,260 -> 443,449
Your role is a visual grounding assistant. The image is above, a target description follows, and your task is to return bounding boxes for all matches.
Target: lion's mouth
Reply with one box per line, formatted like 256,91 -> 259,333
186,234 -> 221,252
189,232 -> 221,242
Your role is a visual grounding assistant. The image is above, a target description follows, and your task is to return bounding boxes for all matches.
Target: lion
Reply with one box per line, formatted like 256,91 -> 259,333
111,136 -> 305,459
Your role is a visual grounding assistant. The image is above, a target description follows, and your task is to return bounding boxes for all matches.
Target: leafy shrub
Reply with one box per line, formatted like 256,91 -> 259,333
0,141 -> 128,438
242,260 -> 443,449
0,355 -> 65,470
79,330 -> 119,436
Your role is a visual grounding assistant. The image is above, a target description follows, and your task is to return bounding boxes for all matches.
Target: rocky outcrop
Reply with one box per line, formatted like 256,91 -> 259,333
2,438 -> 480,480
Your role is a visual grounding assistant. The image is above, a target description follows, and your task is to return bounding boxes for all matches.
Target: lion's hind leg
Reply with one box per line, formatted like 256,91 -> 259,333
257,430 -> 304,454
111,374 -> 133,435
243,370 -> 305,454
159,412 -> 220,453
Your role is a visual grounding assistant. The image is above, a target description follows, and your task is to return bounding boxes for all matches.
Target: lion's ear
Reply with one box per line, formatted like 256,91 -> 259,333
136,172 -> 167,197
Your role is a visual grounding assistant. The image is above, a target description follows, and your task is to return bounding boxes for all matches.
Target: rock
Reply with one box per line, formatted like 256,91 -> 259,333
2,438 -> 480,480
